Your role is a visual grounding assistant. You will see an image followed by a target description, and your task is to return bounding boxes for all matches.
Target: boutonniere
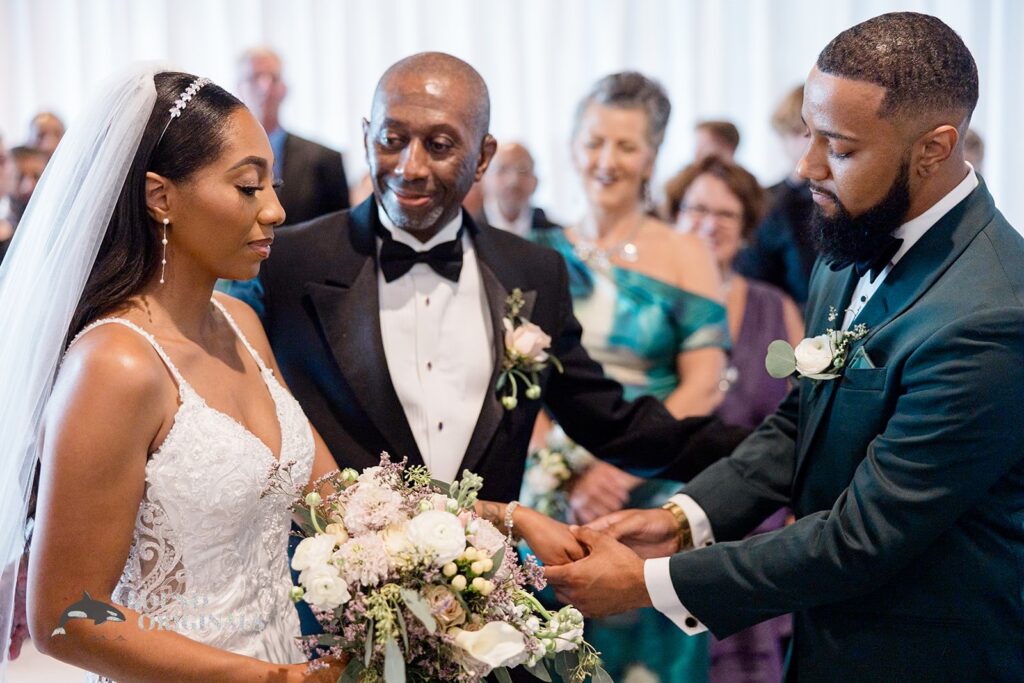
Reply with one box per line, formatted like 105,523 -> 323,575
766,306 -> 868,381
497,288 -> 563,410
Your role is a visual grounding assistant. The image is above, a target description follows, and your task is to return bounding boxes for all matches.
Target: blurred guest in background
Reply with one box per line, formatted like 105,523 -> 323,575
236,46 -> 349,224
9,146 -> 47,224
694,120 -> 740,162
667,154 -> 803,683
481,142 -> 561,238
735,85 -> 817,306
529,71 -> 727,682
26,111 -> 65,157
964,128 -> 984,174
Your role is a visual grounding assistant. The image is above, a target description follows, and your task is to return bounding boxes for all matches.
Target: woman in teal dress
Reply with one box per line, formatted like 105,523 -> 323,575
525,72 -> 728,682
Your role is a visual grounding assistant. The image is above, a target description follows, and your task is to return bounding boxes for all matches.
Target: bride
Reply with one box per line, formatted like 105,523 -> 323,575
1,66 -> 344,681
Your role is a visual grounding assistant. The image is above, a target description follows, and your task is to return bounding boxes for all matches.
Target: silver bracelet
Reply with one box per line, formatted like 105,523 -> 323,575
504,500 -> 520,539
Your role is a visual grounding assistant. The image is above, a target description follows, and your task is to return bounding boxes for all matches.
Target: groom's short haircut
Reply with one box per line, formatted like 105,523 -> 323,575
816,12 -> 978,125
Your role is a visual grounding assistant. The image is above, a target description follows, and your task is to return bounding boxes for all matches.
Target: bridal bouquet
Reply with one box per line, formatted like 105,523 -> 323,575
282,454 -> 608,683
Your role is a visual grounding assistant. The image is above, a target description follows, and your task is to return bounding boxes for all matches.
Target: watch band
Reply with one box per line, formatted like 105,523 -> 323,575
662,500 -> 694,551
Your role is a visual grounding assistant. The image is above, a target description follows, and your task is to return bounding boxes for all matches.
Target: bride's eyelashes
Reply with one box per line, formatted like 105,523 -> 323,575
236,179 -> 283,197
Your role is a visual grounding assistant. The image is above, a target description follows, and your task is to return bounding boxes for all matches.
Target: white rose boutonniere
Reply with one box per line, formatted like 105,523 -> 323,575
497,288 -> 563,410
766,307 -> 868,381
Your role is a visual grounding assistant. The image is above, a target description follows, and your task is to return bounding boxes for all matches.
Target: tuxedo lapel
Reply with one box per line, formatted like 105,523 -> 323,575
458,220 -> 538,475
303,198 -> 423,465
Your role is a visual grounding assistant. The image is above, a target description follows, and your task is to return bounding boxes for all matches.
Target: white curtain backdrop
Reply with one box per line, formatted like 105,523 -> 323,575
1,0 -> 1022,231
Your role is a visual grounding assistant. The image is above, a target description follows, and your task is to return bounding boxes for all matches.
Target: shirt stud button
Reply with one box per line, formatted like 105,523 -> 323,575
685,617 -> 699,628
427,362 -> 433,371
438,422 -> 444,431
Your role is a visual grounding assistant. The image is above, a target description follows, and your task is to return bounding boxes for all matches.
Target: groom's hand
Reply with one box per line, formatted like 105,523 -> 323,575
514,506 -> 586,565
544,526 -> 651,617
586,508 -> 681,559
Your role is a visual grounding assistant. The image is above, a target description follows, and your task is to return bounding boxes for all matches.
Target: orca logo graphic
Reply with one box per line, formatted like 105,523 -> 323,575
52,592 -> 125,636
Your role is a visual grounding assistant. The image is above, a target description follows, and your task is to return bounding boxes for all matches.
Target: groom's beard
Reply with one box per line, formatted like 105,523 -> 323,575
811,159 -> 912,268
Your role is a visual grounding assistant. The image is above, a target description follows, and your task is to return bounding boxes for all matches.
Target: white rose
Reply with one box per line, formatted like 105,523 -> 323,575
794,334 -> 835,376
504,320 -> 551,362
405,510 -> 467,565
525,465 -> 560,495
452,622 -> 528,673
291,534 -> 337,571
299,565 -> 351,609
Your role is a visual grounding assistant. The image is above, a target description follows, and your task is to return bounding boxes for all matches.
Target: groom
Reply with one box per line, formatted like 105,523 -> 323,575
230,53 -> 745,510
546,12 -> 1024,682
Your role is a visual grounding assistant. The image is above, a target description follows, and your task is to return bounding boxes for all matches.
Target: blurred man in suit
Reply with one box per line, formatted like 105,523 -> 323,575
237,47 -> 349,224
480,142 -> 561,238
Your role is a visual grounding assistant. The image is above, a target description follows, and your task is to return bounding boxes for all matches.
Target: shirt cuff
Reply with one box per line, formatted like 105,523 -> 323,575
644,557 -> 707,635
669,493 -> 715,548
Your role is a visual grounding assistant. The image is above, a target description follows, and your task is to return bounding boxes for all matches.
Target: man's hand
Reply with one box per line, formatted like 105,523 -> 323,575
515,506 -> 585,565
543,526 -> 651,617
567,461 -> 643,524
586,508 -> 681,559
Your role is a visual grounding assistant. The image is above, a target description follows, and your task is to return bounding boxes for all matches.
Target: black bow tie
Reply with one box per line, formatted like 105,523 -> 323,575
378,228 -> 464,283
828,234 -> 904,284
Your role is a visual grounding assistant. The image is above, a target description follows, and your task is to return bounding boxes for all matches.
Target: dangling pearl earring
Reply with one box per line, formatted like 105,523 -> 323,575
160,218 -> 169,285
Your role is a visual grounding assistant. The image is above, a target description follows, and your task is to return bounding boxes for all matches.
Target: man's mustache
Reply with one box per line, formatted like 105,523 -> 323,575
809,183 -> 839,202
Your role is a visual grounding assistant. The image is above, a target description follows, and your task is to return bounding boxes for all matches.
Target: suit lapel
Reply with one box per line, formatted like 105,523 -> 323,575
458,220 -> 537,476
794,179 -> 995,482
303,198 -> 423,465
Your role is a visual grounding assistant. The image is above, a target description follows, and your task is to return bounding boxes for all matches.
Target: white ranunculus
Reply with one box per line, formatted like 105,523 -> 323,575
324,522 -> 349,545
291,534 -> 337,571
381,519 -> 412,556
405,510 -> 467,565
452,622 -> 528,673
794,334 -> 835,376
504,320 -> 551,362
300,565 -> 351,609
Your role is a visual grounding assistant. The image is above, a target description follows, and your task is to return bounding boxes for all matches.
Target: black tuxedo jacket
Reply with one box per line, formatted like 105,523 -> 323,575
251,197 -> 746,501
277,132 -> 349,225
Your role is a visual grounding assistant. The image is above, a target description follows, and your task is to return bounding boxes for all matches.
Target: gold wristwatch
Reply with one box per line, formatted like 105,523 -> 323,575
661,500 -> 694,551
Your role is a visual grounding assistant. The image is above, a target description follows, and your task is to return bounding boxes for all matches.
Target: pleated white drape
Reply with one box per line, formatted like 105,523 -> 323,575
2,0 -> 1021,230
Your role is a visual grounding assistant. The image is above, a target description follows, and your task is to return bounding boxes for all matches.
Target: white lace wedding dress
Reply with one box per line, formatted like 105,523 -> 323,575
71,299 -> 313,681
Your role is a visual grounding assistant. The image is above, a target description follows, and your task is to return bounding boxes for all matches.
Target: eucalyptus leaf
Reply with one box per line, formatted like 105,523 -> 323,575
338,659 -> 365,683
553,651 -> 576,680
317,633 -> 340,648
494,667 -> 514,683
496,372 -> 508,391
293,507 -> 316,536
523,659 -> 553,682
484,545 -> 506,579
765,339 -> 797,379
384,637 -> 406,683
592,666 -> 614,683
430,478 -> 452,494
395,603 -> 409,653
364,617 -> 375,668
399,588 -> 437,634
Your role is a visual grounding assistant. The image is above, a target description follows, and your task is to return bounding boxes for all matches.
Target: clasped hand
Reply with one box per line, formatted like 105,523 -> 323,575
517,506 -> 683,618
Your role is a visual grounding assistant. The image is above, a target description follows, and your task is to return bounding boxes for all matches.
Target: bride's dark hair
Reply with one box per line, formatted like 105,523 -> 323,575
68,71 -> 243,341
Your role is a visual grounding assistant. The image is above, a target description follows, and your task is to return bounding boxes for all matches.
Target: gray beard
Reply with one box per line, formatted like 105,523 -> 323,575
380,189 -> 446,236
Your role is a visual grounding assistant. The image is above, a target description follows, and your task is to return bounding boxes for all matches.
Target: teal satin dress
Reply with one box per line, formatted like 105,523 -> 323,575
527,230 -> 729,682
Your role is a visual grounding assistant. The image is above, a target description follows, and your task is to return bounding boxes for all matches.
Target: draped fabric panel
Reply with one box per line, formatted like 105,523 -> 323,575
2,0 -> 1021,230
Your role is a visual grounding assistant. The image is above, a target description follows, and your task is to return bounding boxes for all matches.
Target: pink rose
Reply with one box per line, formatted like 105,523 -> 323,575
504,320 -> 551,363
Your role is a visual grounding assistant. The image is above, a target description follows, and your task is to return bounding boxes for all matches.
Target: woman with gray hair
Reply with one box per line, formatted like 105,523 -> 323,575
526,71 -> 727,681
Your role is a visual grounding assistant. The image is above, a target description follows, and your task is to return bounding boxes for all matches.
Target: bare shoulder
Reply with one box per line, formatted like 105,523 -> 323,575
59,323 -> 169,402
661,229 -> 722,301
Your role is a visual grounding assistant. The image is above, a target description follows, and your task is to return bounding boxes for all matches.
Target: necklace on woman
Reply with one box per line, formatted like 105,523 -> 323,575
574,214 -> 644,268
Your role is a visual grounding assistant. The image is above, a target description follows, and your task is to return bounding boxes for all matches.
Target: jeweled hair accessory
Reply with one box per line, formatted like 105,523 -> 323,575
156,76 -> 213,145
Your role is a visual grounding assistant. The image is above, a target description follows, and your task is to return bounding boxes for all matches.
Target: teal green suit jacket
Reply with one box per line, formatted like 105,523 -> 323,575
671,180 -> 1024,681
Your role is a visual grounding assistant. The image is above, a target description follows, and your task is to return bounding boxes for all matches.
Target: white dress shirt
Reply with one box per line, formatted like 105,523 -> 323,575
484,197 -> 533,238
377,206 -> 494,483
643,165 -> 980,635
